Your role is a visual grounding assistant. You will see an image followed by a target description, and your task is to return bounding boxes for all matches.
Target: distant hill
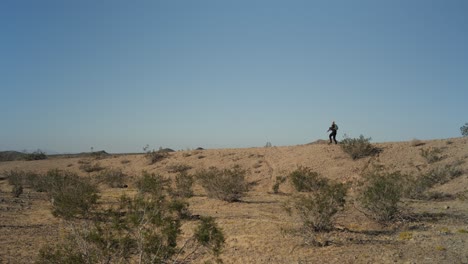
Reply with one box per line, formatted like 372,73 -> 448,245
0,151 -> 26,162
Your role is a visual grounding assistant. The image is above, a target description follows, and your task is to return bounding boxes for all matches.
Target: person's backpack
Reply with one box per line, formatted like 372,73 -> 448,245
335,124 -> 339,130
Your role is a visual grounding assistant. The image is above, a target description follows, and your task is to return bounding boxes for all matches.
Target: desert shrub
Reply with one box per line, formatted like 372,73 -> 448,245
405,162 -> 464,199
135,171 -> 170,198
79,162 -> 105,173
89,150 -> 109,160
340,135 -> 377,160
196,166 -> 248,202
173,171 -> 194,198
289,167 -> 328,192
411,139 -> 425,147
461,123 -> 468,137
167,163 -> 192,173
5,169 -> 46,192
358,168 -> 404,223
37,243 -> 86,264
38,190 -> 223,263
420,147 -> 445,163
5,169 -> 32,197
97,168 -> 127,188
144,149 -> 169,165
38,193 -> 182,263
292,181 -> 348,233
194,216 -> 225,256
272,175 -> 287,194
24,150 -> 47,161
44,169 -> 100,219
5,169 -> 25,186
168,198 -> 191,219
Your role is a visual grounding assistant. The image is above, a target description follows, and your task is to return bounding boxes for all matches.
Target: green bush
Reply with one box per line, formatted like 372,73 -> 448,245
289,167 -> 328,192
79,162 -> 105,173
358,168 -> 404,223
135,171 -> 170,198
24,150 -> 47,161
37,192 -> 223,263
5,169 -> 47,192
196,166 -> 248,202
97,168 -> 127,188
340,135 -> 377,160
272,175 -> 287,194
145,150 -> 169,164
37,244 -> 86,264
38,193 -> 182,263
45,169 -> 100,219
167,163 -> 192,173
5,169 -> 24,187
405,162 -> 464,199
173,171 -> 194,198
293,181 -> 348,233
420,147 -> 445,163
194,216 -> 225,256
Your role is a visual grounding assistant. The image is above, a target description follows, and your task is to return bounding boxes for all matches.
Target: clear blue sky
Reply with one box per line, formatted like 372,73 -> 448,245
1,0 -> 467,153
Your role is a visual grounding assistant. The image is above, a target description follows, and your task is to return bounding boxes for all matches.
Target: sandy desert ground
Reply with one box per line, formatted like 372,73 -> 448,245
1,137 -> 467,263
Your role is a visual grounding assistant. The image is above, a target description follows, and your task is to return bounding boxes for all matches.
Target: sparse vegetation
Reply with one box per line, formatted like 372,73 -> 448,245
196,166 -> 249,202
406,162 -> 464,199
97,168 -> 127,188
89,150 -> 109,160
272,175 -> 287,194
289,166 -> 328,192
167,163 -> 192,173
411,139 -> 425,147
286,173 -> 348,246
358,167 -> 404,223
38,194 -> 181,263
340,135 -> 378,160
173,171 -> 195,198
45,169 -> 100,219
79,162 -> 105,173
1,136 -> 467,263
194,216 -> 225,257
292,181 -> 348,234
143,145 -> 169,164
37,169 -> 224,264
5,169 -> 47,192
7,169 -> 98,216
24,150 -> 47,161
136,171 -> 170,197
420,147 -> 445,163
146,150 -> 168,164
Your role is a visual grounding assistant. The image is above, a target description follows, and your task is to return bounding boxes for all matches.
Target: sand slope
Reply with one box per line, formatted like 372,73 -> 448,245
1,137 -> 467,263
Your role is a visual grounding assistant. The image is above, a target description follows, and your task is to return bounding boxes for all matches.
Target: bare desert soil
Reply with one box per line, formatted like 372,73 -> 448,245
1,137 -> 467,263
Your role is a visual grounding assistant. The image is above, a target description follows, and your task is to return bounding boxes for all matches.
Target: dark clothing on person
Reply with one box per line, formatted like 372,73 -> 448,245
328,124 -> 338,144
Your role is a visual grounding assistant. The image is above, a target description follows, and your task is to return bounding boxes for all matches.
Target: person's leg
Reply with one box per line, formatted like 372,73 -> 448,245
332,132 -> 337,144
329,133 -> 333,143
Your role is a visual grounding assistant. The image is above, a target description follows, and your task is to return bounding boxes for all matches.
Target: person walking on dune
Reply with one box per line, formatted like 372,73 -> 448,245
327,121 -> 338,144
